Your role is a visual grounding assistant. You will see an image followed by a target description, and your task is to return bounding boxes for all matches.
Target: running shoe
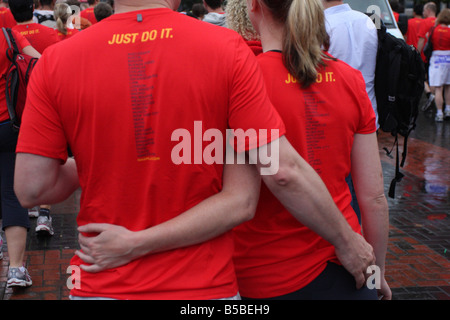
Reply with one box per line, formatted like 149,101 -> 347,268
445,109 -> 450,119
28,206 -> 39,218
35,215 -> 54,236
421,93 -> 435,111
435,113 -> 444,122
7,266 -> 32,287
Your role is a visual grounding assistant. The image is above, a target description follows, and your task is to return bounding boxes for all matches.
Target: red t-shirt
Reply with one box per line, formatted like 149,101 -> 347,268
80,7 -> 97,25
406,17 -> 422,48
0,30 -> 30,122
431,24 -> 450,51
245,40 -> 263,56
12,23 -> 60,54
418,17 -> 437,39
17,8 -> 285,300
233,52 -> 376,299
0,7 -> 16,28
57,28 -> 79,41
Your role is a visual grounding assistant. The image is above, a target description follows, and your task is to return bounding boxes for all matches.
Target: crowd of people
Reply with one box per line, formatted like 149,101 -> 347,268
394,1 -> 450,122
0,0 -> 447,300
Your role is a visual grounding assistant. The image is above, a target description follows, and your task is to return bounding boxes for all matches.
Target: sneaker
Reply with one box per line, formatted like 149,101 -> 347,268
7,266 -> 32,287
28,206 -> 39,218
35,215 -> 54,236
422,93 -> 435,111
435,113 -> 444,122
445,109 -> 450,119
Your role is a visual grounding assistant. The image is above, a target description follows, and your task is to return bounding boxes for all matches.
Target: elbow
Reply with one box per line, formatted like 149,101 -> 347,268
236,192 -> 259,223
14,177 -> 44,209
14,187 -> 35,209
262,159 -> 299,190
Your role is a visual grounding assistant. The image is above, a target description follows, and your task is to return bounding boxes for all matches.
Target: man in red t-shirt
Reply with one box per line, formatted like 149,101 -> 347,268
417,2 -> 437,111
417,2 -> 437,57
14,0 -> 376,300
0,1 -> 17,28
9,0 -> 59,54
405,4 -> 423,49
80,0 -> 98,25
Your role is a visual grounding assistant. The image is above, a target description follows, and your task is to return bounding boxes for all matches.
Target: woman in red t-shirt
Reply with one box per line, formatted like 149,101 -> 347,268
232,0 -> 391,300
428,9 -> 450,121
0,30 -> 40,288
54,3 -> 79,41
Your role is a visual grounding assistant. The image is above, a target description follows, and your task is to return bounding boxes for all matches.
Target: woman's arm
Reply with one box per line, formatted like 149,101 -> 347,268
351,132 -> 392,300
76,160 -> 261,273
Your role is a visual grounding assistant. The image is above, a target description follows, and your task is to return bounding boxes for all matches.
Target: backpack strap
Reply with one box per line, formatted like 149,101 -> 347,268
388,134 -> 405,199
3,27 -> 19,53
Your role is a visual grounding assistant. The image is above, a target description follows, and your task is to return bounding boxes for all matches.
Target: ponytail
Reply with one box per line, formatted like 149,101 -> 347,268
54,3 -> 71,35
282,0 -> 331,88
56,17 -> 68,35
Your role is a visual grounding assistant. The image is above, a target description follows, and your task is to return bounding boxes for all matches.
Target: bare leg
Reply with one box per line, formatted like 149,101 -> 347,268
4,226 -> 27,267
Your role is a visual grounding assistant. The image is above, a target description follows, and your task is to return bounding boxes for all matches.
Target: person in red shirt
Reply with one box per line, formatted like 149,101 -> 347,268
232,0 -> 391,300
417,2 -> 438,112
0,0 -> 17,28
14,0 -> 376,300
80,0 -> 98,25
428,9 -> 450,122
226,0 -> 262,56
9,0 -> 59,54
405,4 -> 423,49
418,2 -> 437,58
54,2 -> 79,40
0,29 -> 40,288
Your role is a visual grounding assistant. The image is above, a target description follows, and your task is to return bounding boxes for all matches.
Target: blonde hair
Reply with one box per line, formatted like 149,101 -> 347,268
261,0 -> 331,87
226,0 -> 260,41
54,3 -> 71,35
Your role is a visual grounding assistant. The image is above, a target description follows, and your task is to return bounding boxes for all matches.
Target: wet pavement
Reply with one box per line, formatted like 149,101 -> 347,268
0,107 -> 449,300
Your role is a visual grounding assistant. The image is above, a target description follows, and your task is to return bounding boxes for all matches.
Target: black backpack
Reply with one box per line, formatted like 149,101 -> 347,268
374,21 -> 425,198
33,12 -> 55,24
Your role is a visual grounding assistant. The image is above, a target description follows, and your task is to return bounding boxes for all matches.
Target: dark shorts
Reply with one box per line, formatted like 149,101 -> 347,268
243,262 -> 378,300
0,121 -> 29,230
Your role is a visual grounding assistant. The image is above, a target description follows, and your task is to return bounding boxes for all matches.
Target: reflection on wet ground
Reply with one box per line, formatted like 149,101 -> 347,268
377,107 -> 449,299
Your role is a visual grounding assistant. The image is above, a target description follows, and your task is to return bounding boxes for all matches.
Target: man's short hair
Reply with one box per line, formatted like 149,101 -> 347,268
424,2 -> 437,14
413,4 -> 423,16
94,2 -> 112,22
204,0 -> 222,10
39,0 -> 53,7
9,0 -> 34,22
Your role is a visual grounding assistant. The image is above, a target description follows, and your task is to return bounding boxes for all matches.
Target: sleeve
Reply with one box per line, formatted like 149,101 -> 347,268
227,36 -> 286,153
16,52 -> 68,162
417,20 -> 430,39
354,71 -> 376,135
11,29 -> 30,51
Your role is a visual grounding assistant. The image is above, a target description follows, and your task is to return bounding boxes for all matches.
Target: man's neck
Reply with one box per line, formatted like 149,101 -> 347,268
114,1 -> 173,14
208,7 -> 224,14
17,20 -> 34,25
322,0 -> 343,10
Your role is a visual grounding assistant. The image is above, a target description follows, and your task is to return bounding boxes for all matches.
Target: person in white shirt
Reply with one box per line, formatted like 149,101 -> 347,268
322,0 -> 378,126
322,0 -> 379,224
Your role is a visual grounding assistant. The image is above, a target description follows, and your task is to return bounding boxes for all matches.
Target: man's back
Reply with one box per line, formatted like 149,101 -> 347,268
12,22 -> 59,53
18,7 -> 283,299
406,17 -> 422,48
324,3 -> 379,125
